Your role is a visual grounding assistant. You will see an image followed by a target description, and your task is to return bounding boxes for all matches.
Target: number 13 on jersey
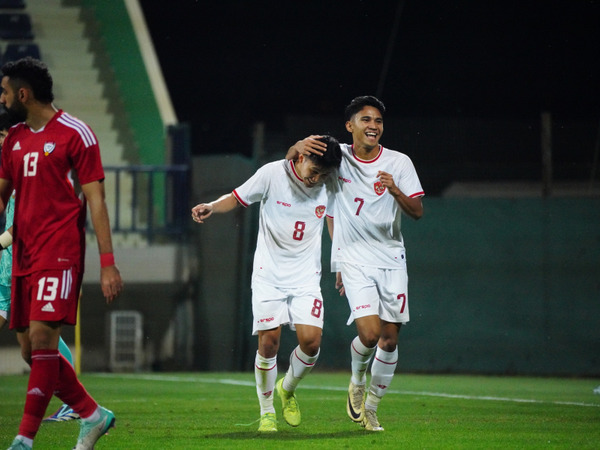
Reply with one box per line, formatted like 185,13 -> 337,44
24,152 -> 39,177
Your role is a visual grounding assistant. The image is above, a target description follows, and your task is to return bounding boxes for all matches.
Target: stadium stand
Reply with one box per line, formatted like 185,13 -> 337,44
0,12 -> 33,39
0,0 -> 25,9
2,41 -> 39,63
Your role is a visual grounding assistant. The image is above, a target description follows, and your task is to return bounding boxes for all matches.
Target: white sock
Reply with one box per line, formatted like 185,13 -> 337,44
15,436 -> 33,447
350,336 -> 376,385
366,346 -> 398,411
283,346 -> 319,393
82,406 -> 101,422
254,351 -> 277,415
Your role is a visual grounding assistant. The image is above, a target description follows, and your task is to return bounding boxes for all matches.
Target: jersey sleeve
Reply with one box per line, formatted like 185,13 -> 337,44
232,161 -> 276,207
397,155 -> 424,198
67,122 -> 105,185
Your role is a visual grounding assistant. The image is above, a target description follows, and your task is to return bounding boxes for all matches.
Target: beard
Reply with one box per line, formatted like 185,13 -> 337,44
5,102 -> 27,123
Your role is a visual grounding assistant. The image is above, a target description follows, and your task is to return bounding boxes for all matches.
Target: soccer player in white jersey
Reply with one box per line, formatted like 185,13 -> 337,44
287,96 -> 424,431
191,135 -> 342,432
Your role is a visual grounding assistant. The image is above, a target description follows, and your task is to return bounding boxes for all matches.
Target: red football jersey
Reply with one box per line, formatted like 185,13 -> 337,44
0,110 -> 105,275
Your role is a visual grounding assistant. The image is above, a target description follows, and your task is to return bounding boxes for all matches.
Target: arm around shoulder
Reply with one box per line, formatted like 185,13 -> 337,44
286,135 -> 328,160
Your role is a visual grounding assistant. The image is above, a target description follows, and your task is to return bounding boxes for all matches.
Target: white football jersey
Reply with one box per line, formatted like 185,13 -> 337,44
330,144 -> 424,270
233,159 -> 333,287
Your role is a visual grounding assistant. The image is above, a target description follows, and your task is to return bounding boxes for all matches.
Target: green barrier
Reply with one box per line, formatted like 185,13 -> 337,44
276,198 -> 600,376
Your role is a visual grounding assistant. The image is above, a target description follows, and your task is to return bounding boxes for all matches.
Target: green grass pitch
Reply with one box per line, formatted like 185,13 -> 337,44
1,372 -> 599,449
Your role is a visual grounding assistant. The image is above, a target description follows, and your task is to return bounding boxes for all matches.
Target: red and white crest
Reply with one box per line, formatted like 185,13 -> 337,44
315,205 -> 326,218
44,142 -> 56,156
374,181 -> 386,196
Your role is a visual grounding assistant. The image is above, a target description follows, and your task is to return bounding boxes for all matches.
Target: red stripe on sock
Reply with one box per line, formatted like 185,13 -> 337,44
293,348 -> 316,367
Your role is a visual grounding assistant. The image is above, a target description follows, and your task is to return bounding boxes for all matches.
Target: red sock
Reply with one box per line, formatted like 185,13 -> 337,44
19,349 -> 60,439
54,354 -> 98,419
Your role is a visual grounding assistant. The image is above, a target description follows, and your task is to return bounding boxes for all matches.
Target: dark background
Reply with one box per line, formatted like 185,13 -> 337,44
139,1 -> 600,171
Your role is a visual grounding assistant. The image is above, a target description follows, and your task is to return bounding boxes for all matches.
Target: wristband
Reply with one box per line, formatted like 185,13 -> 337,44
0,230 -> 12,249
100,252 -> 115,268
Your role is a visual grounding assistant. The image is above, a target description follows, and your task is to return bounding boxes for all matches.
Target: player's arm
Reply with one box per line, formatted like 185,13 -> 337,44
286,135 -> 327,160
191,193 -> 240,224
325,215 -> 345,296
0,178 -> 12,215
0,225 -> 13,251
326,216 -> 334,239
335,272 -> 345,297
393,192 -> 423,220
81,179 -> 123,304
377,170 -> 423,220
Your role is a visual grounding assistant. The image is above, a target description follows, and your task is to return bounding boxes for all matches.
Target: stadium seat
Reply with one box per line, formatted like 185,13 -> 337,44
2,42 -> 40,63
0,13 -> 33,39
0,0 -> 25,9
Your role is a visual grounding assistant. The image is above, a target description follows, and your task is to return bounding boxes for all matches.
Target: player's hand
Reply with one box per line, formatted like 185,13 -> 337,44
335,272 -> 345,296
191,203 -> 213,223
101,265 -> 123,304
293,135 -> 327,157
377,170 -> 401,196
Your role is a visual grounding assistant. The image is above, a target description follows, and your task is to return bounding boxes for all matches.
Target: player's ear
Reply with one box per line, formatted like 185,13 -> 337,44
345,121 -> 353,133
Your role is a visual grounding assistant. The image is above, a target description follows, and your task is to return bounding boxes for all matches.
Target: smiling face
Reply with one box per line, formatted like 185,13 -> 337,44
294,154 -> 333,188
345,105 -> 384,153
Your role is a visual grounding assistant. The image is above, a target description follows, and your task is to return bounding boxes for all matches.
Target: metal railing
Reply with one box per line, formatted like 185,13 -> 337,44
98,164 -> 191,243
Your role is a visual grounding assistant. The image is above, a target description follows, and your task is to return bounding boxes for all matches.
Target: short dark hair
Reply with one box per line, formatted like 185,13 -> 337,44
306,134 -> 342,171
1,57 -> 54,103
344,95 -> 386,122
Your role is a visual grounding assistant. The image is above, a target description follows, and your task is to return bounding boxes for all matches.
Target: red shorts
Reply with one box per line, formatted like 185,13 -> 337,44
10,266 -> 82,329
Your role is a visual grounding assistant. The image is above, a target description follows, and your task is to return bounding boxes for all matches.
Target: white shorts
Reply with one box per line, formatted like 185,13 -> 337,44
251,281 -> 324,335
339,262 -> 410,325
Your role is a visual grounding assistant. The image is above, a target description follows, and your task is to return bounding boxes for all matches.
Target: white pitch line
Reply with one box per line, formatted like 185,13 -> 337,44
93,373 -> 600,408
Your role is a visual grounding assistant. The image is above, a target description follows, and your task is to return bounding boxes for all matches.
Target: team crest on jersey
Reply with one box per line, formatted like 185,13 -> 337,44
374,181 -> 386,196
315,205 -> 325,218
44,142 -> 56,156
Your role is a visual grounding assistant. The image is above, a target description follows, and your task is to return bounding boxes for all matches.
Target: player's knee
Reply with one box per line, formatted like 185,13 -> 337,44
359,332 -> 380,348
379,323 -> 400,350
378,338 -> 397,352
258,336 -> 280,357
300,339 -> 321,357
20,349 -> 32,365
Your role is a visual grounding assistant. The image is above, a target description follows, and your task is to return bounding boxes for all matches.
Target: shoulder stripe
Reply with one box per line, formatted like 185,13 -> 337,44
57,113 -> 97,148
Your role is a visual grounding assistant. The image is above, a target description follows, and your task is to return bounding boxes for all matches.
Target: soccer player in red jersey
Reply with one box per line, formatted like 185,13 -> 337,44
0,57 -> 123,450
